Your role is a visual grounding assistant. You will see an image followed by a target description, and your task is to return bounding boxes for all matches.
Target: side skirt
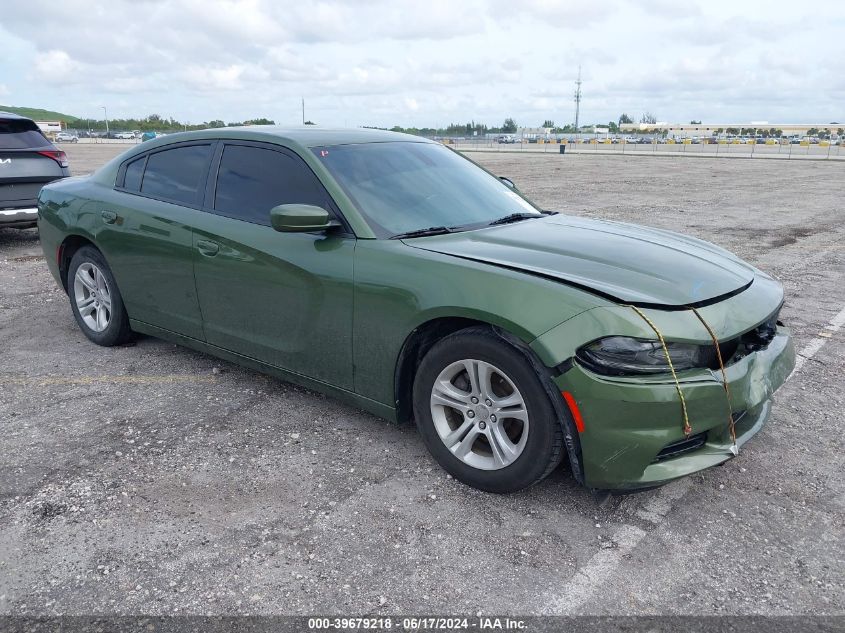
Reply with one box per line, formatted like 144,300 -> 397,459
129,319 -> 398,422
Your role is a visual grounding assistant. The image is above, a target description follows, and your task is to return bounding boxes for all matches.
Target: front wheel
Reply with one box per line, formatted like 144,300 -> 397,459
413,327 -> 563,493
67,245 -> 133,346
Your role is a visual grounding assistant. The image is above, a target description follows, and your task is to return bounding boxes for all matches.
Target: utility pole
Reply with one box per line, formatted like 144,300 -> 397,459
302,97 -> 305,125
101,106 -> 109,136
573,66 -> 582,135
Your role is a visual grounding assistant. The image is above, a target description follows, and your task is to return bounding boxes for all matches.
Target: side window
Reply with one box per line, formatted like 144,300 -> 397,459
214,145 -> 329,225
123,156 -> 145,191
140,144 -> 212,205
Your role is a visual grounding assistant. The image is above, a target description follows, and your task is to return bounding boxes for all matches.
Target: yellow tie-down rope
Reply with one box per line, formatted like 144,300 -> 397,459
627,305 -> 692,437
690,307 -> 738,455
628,305 -> 738,454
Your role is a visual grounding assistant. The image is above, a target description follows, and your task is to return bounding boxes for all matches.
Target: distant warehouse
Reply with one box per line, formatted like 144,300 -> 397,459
620,122 -> 842,138
35,121 -> 63,134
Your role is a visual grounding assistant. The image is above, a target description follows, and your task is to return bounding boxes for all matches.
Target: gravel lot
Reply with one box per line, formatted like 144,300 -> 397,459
1,143 -> 843,616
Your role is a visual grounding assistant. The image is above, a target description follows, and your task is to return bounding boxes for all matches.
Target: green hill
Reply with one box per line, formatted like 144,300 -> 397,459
0,105 -> 80,123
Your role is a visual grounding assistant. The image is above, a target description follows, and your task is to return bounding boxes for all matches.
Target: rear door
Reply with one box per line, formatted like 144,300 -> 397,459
0,116 -> 66,210
191,141 -> 355,388
95,142 -> 213,339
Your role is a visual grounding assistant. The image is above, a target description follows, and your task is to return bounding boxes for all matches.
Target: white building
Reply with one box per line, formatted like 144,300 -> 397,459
620,122 -> 843,138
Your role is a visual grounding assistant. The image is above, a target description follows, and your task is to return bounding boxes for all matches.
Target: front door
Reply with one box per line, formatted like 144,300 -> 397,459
191,142 -> 355,390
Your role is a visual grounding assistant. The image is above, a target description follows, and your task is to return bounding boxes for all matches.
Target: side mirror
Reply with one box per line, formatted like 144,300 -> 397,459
270,204 -> 338,233
499,176 -> 516,189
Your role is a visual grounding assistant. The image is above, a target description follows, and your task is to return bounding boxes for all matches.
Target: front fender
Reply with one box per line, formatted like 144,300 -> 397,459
352,239 -> 607,406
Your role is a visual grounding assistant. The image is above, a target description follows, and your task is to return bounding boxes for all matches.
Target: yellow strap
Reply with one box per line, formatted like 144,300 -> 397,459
690,307 -> 737,447
628,305 -> 692,436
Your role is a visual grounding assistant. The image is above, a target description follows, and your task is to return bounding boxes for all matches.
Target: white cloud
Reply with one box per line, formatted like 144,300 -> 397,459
33,50 -> 85,82
0,0 -> 843,126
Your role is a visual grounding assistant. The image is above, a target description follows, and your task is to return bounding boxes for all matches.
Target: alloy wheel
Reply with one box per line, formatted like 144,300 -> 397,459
429,359 -> 529,470
73,262 -> 112,332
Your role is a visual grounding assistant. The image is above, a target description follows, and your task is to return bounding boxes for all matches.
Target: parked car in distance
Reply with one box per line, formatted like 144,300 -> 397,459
55,131 -> 79,143
1,111 -> 70,229
496,135 -> 517,144
37,128 -> 795,493
114,132 -> 135,140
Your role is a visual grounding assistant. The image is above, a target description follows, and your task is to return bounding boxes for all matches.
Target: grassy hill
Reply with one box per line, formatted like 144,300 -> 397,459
0,105 -> 79,123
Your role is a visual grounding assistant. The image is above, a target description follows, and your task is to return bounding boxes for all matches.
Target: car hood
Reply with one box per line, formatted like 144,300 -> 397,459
405,214 -> 755,307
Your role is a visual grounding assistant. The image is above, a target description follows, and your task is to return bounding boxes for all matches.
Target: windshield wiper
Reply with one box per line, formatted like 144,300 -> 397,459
488,212 -> 543,226
390,226 -> 453,239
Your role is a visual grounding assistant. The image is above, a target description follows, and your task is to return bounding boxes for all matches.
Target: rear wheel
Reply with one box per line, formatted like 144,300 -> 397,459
413,326 -> 563,493
68,245 -> 132,346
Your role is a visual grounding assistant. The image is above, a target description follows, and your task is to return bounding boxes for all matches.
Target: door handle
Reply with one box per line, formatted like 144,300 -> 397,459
196,239 -> 220,256
101,210 -> 117,224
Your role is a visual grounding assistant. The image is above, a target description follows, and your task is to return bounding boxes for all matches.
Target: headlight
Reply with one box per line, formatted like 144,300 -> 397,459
576,336 -> 705,376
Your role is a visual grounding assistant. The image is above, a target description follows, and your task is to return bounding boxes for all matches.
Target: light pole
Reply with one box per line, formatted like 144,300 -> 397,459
101,106 -> 109,137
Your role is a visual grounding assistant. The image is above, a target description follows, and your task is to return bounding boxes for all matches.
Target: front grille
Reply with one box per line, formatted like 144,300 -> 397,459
699,338 -> 740,370
653,431 -> 707,463
715,310 -> 781,366
740,313 -> 778,351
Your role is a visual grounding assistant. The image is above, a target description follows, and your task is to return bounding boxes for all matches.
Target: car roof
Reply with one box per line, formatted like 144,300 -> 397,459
0,111 -> 34,121
139,126 -> 434,149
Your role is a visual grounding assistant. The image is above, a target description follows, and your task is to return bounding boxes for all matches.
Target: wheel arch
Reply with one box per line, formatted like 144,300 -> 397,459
393,316 -> 488,426
58,234 -> 99,293
393,316 -> 586,486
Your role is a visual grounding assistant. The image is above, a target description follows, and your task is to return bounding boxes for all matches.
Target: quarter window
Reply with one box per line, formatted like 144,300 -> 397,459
140,144 -> 212,205
214,145 -> 328,225
123,156 -> 145,191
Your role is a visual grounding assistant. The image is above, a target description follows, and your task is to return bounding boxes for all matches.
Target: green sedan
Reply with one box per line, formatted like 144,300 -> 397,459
37,128 -> 795,492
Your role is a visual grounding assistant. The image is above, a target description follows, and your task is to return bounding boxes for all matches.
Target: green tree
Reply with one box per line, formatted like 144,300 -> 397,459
640,112 -> 657,125
618,113 -> 633,125
501,117 -> 517,133
542,119 -> 555,128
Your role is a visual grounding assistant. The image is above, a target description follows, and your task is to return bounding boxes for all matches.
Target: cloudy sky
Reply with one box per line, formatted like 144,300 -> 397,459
1,0 -> 843,128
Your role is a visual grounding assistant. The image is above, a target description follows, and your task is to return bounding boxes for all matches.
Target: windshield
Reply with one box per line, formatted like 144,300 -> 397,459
312,141 -> 541,237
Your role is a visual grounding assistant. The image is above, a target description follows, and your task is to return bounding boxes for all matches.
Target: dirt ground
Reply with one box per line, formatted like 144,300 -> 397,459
0,143 -> 843,616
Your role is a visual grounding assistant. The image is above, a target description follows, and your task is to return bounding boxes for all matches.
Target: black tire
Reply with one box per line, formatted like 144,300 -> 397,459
67,245 -> 133,346
412,326 -> 563,493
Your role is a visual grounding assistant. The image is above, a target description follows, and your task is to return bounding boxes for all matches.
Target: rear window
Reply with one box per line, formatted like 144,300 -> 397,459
140,144 -> 212,205
0,118 -> 48,149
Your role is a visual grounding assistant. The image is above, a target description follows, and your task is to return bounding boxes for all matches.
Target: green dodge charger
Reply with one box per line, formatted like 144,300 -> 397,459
37,128 -> 795,492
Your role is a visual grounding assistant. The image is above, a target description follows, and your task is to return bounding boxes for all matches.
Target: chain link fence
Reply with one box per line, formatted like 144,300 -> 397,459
442,137 -> 845,160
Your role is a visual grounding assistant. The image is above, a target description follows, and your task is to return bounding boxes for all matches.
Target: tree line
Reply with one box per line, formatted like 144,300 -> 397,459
63,111 -> 843,139
66,113 -> 275,132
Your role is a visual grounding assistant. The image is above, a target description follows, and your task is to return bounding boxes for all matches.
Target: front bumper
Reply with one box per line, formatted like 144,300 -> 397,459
0,206 -> 38,228
553,327 -> 795,489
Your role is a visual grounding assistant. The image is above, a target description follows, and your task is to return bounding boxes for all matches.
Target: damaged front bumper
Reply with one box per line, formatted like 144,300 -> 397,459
555,328 -> 794,489
530,274 -> 796,489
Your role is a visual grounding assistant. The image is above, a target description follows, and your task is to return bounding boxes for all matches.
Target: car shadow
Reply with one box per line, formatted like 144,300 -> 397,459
0,227 -> 40,248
